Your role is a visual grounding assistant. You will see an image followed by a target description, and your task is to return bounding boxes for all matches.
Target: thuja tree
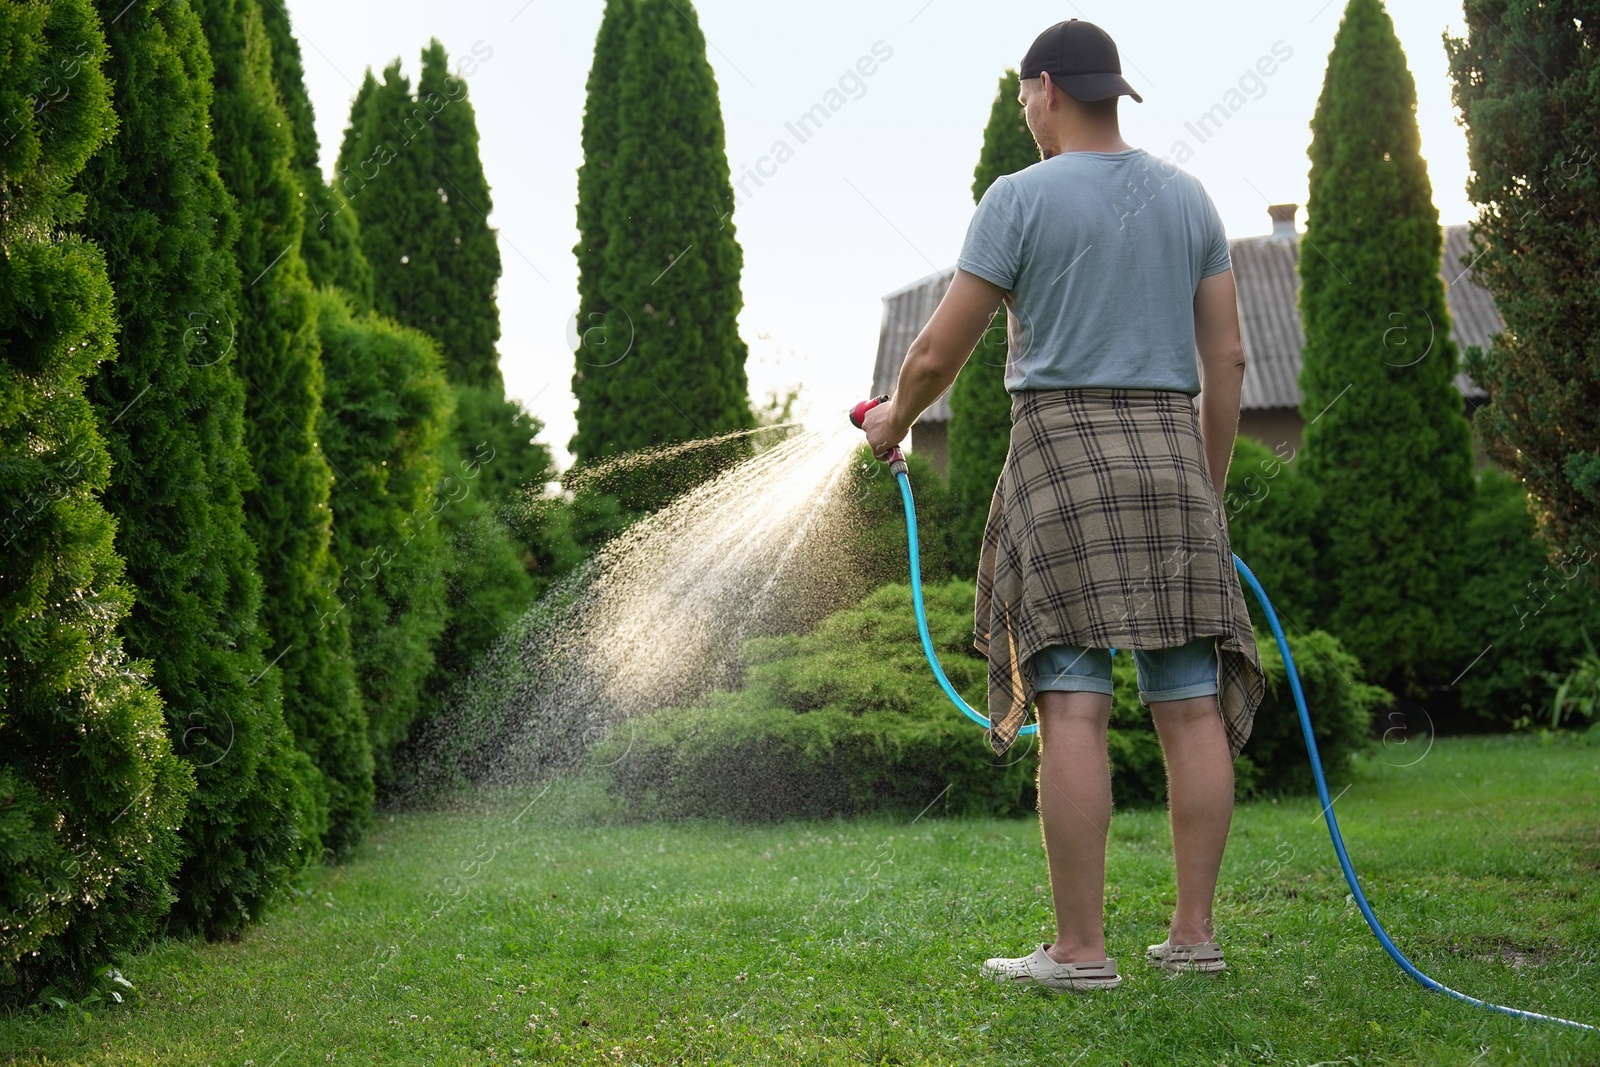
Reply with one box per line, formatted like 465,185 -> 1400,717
314,288 -> 454,786
572,0 -> 633,411
336,46 -> 550,720
337,49 -> 566,522
1446,0 -> 1600,578
196,0 -> 372,857
0,0 -> 191,994
947,69 -> 1038,569
341,41 -> 502,389
258,0 -> 374,309
76,0 -> 317,933
1296,0 -> 1473,690
564,0 -> 642,545
406,40 -> 571,572
569,0 -> 753,473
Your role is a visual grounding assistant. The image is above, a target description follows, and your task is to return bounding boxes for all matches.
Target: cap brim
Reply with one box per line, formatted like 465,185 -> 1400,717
1052,71 -> 1143,103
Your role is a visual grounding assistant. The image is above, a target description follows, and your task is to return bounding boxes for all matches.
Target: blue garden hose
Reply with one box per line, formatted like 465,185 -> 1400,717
892,463 -> 1595,1033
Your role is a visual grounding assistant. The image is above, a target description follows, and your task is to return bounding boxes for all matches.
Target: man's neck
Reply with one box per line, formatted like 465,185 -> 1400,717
1046,125 -> 1133,157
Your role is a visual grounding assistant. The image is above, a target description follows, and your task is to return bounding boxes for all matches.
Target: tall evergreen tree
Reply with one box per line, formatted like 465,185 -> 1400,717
337,44 -> 568,716
258,0 -> 374,310
1446,1 -> 1600,576
195,0 -> 372,857
947,69 -> 1039,569
0,0 -> 191,993
571,0 -> 635,413
339,43 -> 502,387
74,0 -> 317,933
569,0 -> 752,465
1298,0 -> 1473,689
411,39 -> 500,390
397,42 -> 573,566
337,47 -> 566,521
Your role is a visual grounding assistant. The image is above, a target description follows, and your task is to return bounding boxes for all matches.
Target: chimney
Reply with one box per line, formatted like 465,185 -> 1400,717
1268,203 -> 1298,239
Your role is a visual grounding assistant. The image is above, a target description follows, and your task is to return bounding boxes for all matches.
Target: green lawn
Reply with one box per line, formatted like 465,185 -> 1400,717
4,735 -> 1598,1065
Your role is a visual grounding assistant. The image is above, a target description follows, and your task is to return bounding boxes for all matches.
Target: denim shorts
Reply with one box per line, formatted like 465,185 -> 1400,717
1033,635 -> 1220,704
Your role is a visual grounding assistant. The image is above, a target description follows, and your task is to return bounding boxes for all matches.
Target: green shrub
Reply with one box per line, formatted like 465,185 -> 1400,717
1243,626 -> 1389,796
1545,628 -> 1600,732
450,382 -> 581,591
596,581 -> 1034,821
315,289 -> 454,786
1452,467 -> 1600,724
336,41 -> 577,690
597,579 -> 1385,821
196,0 -> 373,857
843,446 -> 962,589
1224,437 -> 1320,632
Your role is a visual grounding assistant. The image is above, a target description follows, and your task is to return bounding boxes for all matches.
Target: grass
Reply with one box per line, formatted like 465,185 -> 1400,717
3,735 -> 1598,1065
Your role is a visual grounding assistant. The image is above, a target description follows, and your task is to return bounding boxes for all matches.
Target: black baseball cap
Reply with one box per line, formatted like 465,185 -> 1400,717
1020,19 -> 1143,103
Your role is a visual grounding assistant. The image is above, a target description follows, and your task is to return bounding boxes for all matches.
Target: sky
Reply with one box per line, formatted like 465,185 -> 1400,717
284,0 -> 1475,470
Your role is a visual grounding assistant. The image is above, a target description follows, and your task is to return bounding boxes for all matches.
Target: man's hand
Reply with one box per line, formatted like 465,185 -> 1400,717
861,401 -> 908,461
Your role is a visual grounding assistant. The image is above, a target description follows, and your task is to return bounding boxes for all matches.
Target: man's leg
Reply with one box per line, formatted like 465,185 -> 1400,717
1149,694 -> 1233,945
1035,688 -> 1114,963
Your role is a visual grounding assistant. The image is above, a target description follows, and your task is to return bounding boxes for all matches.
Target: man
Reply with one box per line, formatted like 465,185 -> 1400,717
860,19 -> 1265,993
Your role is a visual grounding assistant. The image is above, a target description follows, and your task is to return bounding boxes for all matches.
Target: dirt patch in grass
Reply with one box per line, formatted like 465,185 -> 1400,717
1436,936 -> 1562,969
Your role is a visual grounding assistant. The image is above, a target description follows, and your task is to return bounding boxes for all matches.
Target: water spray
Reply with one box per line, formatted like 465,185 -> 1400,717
852,393 -> 1594,1033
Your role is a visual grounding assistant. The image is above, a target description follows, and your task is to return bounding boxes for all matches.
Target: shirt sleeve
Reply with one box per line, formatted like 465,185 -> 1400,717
956,176 -> 1023,290
1200,187 -> 1231,277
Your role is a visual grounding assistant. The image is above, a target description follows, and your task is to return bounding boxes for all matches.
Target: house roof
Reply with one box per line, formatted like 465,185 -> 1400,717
871,223 -> 1501,424
872,266 -> 957,422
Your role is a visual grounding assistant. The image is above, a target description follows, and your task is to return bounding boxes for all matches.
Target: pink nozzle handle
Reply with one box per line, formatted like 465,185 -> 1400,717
849,394 -> 889,429
849,395 -> 906,469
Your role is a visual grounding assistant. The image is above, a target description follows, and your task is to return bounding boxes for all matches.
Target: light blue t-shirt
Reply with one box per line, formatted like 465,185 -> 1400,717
955,147 -> 1231,396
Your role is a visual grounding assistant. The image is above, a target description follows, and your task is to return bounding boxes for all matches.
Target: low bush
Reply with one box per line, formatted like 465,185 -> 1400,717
598,579 -> 1386,821
596,581 -> 1030,821
1450,467 -> 1600,724
1243,625 -> 1391,796
1544,628 -> 1600,733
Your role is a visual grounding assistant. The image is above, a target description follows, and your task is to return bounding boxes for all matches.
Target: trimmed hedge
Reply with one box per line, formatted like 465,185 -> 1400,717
597,579 -> 1386,821
595,581 -> 1029,821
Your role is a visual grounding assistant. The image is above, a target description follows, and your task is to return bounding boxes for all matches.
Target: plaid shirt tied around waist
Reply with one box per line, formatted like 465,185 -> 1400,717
972,388 -> 1265,757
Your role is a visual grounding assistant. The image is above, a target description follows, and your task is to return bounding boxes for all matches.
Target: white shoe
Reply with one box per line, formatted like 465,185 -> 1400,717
980,944 -> 1122,993
1146,938 -> 1227,973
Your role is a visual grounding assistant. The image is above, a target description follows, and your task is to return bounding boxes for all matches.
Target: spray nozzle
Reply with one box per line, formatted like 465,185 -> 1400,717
849,394 -> 889,429
849,394 -> 906,473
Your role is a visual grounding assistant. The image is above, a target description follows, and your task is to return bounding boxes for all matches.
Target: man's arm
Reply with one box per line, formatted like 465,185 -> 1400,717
862,268 -> 1007,459
1193,268 -> 1247,509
